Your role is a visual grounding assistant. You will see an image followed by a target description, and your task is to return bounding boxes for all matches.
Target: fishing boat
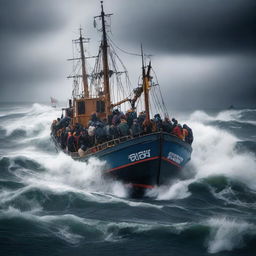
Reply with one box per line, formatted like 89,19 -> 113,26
51,2 -> 192,196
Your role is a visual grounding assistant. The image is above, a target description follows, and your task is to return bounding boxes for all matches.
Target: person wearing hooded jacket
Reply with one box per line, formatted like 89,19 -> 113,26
183,124 -> 193,144
130,119 -> 141,137
153,113 -> 162,131
95,121 -> 106,144
162,117 -> 173,133
67,132 -> 77,152
117,119 -> 129,137
112,109 -> 125,126
126,109 -> 137,128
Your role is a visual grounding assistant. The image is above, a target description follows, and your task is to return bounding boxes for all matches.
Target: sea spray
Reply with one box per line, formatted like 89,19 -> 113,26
206,217 -> 255,253
7,152 -> 128,199
2,103 -> 60,137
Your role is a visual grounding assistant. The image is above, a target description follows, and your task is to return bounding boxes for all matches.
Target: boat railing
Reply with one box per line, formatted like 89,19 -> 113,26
54,131 -> 188,159
67,133 -> 148,158
84,135 -> 132,155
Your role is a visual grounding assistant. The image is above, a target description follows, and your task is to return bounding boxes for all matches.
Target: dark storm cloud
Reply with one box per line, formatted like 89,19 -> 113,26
169,62 -> 256,109
152,55 -> 256,109
0,56 -> 63,84
114,0 -> 256,54
0,0 -> 70,101
0,50 -> 68,101
0,0 -> 67,35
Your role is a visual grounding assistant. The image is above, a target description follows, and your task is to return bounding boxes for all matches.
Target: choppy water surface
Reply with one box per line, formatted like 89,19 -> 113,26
0,103 -> 256,256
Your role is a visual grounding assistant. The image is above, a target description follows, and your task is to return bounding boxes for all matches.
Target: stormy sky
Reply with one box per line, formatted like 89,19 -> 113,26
0,0 -> 255,109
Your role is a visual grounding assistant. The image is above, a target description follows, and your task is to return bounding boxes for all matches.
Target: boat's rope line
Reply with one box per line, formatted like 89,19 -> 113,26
108,47 -> 131,105
107,35 -> 141,57
151,68 -> 169,118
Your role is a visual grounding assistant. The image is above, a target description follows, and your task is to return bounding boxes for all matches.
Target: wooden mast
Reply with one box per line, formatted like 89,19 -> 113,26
79,28 -> 89,98
141,45 -> 150,122
100,1 -> 111,115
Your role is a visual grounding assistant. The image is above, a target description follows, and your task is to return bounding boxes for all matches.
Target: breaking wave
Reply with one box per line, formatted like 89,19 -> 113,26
206,217 -> 256,253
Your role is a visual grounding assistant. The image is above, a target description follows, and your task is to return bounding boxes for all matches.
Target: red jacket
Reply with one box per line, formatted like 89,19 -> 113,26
172,125 -> 183,139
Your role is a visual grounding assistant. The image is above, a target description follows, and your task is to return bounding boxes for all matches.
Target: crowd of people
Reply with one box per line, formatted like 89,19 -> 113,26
51,109 -> 193,154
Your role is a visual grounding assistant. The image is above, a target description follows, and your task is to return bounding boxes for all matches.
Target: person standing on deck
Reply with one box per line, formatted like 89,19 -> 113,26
67,132 -> 77,152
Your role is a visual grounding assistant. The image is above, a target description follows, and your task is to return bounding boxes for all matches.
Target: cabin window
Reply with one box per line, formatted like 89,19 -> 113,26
77,101 -> 85,115
96,101 -> 105,113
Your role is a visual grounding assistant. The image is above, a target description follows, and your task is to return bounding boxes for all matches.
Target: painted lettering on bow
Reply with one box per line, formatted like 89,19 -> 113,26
167,152 -> 183,164
128,149 -> 151,162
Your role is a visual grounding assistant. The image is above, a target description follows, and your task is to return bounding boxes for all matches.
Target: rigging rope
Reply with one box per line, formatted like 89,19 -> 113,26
107,35 -> 141,57
151,67 -> 169,117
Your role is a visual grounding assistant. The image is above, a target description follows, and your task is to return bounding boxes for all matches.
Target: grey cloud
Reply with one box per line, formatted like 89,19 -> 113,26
0,58 -> 64,84
158,55 -> 256,109
0,0 -> 70,101
114,0 -> 256,54
0,0 -> 68,35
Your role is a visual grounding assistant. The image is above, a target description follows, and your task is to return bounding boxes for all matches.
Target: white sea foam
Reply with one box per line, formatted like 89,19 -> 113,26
191,122 -> 256,189
55,227 -> 83,244
0,208 -> 91,244
2,103 -> 60,137
211,186 -> 256,209
0,105 -> 31,117
155,110 -> 256,200
0,206 -> 42,220
0,185 -> 33,204
189,109 -> 256,125
149,179 -> 192,200
189,110 -> 216,123
6,148 -> 130,201
104,195 -> 163,209
206,217 -> 255,253
99,219 -> 189,241
12,152 -> 162,208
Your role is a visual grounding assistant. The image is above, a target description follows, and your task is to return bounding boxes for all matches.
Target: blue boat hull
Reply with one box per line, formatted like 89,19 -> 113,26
78,132 -> 192,190
52,132 -> 192,195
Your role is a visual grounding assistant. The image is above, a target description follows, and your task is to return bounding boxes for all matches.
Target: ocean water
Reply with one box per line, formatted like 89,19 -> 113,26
0,102 -> 256,256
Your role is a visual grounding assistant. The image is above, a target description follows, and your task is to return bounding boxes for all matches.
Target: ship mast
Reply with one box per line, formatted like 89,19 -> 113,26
100,1 -> 111,115
79,28 -> 89,98
141,45 -> 150,122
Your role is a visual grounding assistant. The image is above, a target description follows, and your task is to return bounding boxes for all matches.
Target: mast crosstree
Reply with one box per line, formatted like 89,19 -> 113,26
67,28 -> 90,98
